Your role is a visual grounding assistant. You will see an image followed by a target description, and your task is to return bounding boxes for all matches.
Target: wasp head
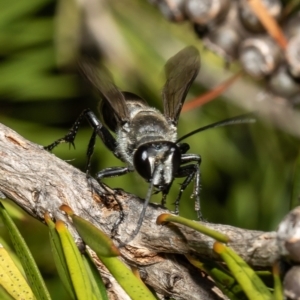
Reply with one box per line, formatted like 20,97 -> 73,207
133,141 -> 181,189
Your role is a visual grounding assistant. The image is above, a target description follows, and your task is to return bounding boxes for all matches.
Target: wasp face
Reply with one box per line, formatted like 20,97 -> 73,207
133,141 -> 181,189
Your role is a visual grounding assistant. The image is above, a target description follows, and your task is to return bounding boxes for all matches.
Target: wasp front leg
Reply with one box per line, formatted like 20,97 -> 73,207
174,154 -> 202,219
96,166 -> 134,181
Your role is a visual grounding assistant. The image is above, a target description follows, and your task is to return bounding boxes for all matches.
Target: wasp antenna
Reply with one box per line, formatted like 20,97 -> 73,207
177,113 -> 257,143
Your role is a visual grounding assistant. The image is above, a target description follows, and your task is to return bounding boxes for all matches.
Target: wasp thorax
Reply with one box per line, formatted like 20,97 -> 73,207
133,141 -> 181,186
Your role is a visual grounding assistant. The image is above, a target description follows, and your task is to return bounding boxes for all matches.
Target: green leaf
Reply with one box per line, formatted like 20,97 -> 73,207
69,212 -> 120,257
60,204 -> 119,257
185,254 -> 245,300
82,252 -> 109,300
0,18 -> 53,55
157,214 -> 230,243
0,244 -> 35,299
45,214 -> 76,299
0,202 -> 51,300
55,220 -> 94,300
0,0 -> 52,28
272,262 -> 283,300
99,256 -> 157,300
60,205 -> 154,299
214,242 -> 272,300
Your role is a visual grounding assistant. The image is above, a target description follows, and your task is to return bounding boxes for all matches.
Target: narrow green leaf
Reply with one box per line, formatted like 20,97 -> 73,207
185,254 -> 245,300
272,262 -> 283,300
0,244 -> 35,299
63,207 -> 119,257
0,202 -> 51,300
99,256 -> 156,300
82,253 -> 109,300
0,18 -> 53,55
55,220 -> 93,300
0,0 -> 52,28
60,205 -> 154,299
214,242 -> 272,300
157,214 -> 230,243
45,214 -> 76,299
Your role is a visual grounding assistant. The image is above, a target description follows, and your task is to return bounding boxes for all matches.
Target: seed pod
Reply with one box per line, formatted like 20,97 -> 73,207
203,25 -> 241,61
290,94 -> 300,108
284,266 -> 300,300
149,0 -> 186,22
202,3 -> 249,61
286,34 -> 300,79
277,206 -> 300,262
268,64 -> 300,99
185,0 -> 230,25
239,36 -> 282,78
283,11 -> 300,39
238,0 -> 282,33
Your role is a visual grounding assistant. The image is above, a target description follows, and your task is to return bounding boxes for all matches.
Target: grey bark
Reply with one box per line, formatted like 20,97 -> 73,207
0,123 -> 279,299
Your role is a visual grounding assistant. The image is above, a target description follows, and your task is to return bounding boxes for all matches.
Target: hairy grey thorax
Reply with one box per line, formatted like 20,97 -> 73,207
115,103 -> 177,166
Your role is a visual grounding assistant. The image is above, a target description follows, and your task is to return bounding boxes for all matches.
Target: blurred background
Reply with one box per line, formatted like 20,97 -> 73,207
1,0 -> 300,298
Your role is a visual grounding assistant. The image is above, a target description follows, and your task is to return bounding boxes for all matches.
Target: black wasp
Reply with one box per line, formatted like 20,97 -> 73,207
45,46 -> 255,243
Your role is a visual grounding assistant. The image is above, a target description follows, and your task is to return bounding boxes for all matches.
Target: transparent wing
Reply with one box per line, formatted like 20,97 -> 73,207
162,46 -> 200,125
79,58 -> 129,124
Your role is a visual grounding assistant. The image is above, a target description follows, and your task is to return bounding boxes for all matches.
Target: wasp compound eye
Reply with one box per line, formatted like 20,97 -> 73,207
133,144 -> 156,181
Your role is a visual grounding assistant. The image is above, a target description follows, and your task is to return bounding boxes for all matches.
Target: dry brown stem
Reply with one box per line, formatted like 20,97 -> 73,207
0,123 -> 279,299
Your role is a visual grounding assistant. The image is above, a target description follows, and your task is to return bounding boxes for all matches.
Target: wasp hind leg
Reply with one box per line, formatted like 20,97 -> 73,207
44,109 -> 118,177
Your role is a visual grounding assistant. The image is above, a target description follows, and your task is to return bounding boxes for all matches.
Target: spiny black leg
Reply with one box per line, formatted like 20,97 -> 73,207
174,153 -> 202,219
158,143 -> 190,209
85,110 -> 118,156
85,130 -> 97,176
44,108 -> 91,151
174,164 -> 198,214
193,164 -> 202,220
161,182 -> 173,208
44,109 -> 117,155
110,195 -> 125,238
161,192 -> 168,208
44,109 -> 120,174
88,181 -> 125,239
96,166 -> 134,181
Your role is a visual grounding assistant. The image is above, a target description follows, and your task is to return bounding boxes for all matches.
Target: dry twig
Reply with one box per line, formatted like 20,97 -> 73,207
0,123 -> 279,299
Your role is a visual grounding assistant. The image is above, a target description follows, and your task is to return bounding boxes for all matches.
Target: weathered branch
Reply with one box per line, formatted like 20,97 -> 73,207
0,123 -> 279,299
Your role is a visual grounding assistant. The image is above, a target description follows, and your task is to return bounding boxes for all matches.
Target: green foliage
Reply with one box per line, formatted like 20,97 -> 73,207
0,202 -> 282,300
0,202 -> 51,300
0,202 -> 157,299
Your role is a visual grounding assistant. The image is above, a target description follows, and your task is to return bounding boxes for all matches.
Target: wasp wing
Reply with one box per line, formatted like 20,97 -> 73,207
79,58 -> 129,124
162,46 -> 200,125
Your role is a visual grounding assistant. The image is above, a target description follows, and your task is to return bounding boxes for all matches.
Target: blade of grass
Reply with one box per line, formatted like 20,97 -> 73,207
45,214 -> 76,299
157,214 -> 229,243
99,256 -> 157,300
0,244 -> 36,300
0,202 -> 51,300
55,220 -> 94,300
82,252 -> 109,300
214,242 -> 272,300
